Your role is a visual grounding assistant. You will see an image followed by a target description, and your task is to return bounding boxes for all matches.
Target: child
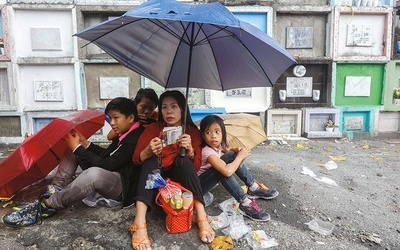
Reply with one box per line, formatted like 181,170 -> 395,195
2,97 -> 144,227
107,88 -> 158,140
198,115 -> 278,221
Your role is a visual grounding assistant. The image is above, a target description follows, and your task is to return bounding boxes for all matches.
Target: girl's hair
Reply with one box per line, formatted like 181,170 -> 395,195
105,97 -> 139,122
158,90 -> 196,128
134,88 -> 159,107
199,115 -> 227,148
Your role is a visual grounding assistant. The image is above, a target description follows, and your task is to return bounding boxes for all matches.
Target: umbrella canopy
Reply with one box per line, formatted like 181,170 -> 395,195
217,114 -> 267,149
75,0 -> 295,91
0,110 -> 105,199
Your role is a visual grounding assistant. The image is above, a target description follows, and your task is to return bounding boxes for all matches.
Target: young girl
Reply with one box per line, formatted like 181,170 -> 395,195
198,115 -> 278,221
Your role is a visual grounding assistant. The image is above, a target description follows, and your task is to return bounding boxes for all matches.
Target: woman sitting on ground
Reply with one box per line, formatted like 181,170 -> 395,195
130,90 -> 215,250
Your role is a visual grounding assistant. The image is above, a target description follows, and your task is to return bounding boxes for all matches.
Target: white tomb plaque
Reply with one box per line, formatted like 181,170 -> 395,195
346,24 -> 373,47
99,77 -> 129,99
345,76 -> 371,96
31,27 -> 62,51
34,81 -> 63,101
344,116 -> 363,130
286,27 -> 314,49
286,77 -> 313,97
226,88 -> 252,97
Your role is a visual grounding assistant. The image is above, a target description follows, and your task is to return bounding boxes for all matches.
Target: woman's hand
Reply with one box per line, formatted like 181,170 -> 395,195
176,134 -> 193,151
149,137 -> 163,155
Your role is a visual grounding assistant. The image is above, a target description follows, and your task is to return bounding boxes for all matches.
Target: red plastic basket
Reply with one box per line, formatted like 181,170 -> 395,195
156,179 -> 194,234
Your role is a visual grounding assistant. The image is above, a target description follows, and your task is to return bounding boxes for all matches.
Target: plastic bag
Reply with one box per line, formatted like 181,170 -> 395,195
145,170 -> 181,201
305,219 -> 334,236
245,230 -> 279,249
218,197 -> 239,215
145,170 -> 168,189
221,213 -> 250,240
209,212 -> 230,230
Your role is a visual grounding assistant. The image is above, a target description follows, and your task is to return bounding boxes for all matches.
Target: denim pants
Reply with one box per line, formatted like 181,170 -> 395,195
199,151 -> 255,203
48,148 -> 122,210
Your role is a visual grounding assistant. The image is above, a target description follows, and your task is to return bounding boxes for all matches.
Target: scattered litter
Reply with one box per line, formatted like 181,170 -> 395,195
301,166 -> 338,186
219,197 -> 239,214
315,176 -> 338,186
359,231 -> 382,245
2,200 -> 13,208
204,191 -> 214,207
324,146 -> 333,152
209,212 -> 230,230
362,145 -> 371,149
221,213 -> 251,240
316,241 -> 326,245
277,140 -> 288,145
343,226 -> 357,232
386,140 -> 400,145
211,235 -> 234,250
296,144 -> 305,149
329,155 -> 346,161
264,163 -> 276,168
368,155 -> 382,160
241,185 -> 248,194
245,230 -> 279,249
305,219 -> 334,236
94,235 -> 103,240
319,160 -> 338,170
301,166 -> 317,178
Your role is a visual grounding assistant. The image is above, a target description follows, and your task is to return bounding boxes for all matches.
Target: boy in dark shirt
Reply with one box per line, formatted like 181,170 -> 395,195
2,97 -> 143,227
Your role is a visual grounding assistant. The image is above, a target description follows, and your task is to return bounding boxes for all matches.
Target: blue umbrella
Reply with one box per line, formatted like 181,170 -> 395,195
75,0 -> 296,131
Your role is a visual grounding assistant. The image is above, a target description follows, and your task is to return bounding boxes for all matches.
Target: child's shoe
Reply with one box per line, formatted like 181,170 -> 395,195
247,182 -> 279,200
2,198 -> 57,228
238,199 -> 270,222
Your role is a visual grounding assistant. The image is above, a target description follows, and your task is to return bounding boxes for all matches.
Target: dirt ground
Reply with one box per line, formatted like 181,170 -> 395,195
0,137 -> 399,250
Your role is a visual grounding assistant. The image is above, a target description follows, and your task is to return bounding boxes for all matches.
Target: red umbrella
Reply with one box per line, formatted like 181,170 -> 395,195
0,110 -> 105,199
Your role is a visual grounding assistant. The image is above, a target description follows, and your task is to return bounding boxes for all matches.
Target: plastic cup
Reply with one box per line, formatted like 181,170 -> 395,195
182,192 -> 193,210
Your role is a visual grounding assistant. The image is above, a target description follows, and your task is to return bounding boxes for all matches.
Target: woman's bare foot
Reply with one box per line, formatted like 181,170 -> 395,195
196,217 -> 215,243
130,224 -> 151,250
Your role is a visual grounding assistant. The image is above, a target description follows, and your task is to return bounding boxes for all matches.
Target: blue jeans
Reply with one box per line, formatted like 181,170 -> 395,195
199,151 -> 255,203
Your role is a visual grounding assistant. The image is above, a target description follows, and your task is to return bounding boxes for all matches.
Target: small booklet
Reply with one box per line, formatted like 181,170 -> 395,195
162,126 -> 182,146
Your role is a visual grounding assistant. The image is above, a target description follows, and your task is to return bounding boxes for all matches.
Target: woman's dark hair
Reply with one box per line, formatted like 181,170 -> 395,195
134,88 -> 159,108
105,97 -> 139,122
199,115 -> 227,148
158,90 -> 196,128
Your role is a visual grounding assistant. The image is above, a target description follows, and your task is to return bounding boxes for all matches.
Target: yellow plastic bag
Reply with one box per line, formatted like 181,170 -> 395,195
211,235 -> 234,250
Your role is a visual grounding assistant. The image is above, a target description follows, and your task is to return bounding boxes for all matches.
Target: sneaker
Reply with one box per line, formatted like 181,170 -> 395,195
41,185 -> 61,199
2,198 -> 57,228
247,183 -> 279,200
11,185 -> 61,212
238,200 -> 270,222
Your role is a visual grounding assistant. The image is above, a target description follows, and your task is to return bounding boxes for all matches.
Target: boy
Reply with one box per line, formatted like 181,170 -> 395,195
2,97 -> 143,227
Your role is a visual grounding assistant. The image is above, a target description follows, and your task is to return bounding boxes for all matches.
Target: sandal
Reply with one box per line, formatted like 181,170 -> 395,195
196,216 -> 215,243
129,223 -> 151,249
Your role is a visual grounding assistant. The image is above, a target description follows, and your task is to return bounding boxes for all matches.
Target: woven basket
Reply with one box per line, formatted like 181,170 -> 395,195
156,179 -> 194,234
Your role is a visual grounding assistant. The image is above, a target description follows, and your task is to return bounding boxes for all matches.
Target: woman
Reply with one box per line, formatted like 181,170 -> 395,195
131,90 -> 215,250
